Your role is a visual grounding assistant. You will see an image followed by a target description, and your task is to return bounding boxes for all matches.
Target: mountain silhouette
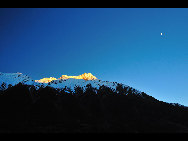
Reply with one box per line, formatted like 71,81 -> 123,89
0,82 -> 188,133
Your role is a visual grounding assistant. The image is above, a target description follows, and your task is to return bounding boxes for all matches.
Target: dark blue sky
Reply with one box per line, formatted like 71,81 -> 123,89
0,8 -> 187,105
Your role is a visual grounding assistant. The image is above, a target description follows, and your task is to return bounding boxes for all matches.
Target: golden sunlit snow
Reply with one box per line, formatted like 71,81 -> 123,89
35,73 -> 97,83
35,77 -> 57,83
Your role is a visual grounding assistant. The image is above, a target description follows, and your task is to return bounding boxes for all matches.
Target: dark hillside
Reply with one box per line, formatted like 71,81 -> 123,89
0,83 -> 188,133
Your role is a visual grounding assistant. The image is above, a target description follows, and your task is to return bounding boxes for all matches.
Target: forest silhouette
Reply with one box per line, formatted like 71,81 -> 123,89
0,82 -> 188,133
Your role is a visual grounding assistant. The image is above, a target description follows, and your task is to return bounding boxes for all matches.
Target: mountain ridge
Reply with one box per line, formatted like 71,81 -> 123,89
0,72 -> 185,107
0,72 -> 138,93
0,72 -> 188,132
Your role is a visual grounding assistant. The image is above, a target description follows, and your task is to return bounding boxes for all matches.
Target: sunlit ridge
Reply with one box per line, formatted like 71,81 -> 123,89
35,73 -> 97,83
35,77 -> 57,83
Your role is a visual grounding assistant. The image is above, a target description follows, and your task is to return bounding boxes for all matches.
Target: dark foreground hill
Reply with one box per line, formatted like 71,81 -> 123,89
0,83 -> 188,133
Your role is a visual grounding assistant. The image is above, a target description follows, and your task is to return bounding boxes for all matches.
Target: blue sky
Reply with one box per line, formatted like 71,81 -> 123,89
0,8 -> 187,105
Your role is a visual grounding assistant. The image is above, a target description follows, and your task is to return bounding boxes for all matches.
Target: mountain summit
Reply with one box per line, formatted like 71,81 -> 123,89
0,72 -> 130,93
59,73 -> 97,81
35,73 -> 97,83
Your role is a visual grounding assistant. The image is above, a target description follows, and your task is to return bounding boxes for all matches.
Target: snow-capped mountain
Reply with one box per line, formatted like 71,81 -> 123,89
0,72 -> 141,94
0,72 -> 34,88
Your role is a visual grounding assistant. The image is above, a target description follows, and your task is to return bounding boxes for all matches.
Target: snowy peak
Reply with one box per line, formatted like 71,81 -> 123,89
35,77 -> 57,83
0,72 -> 117,91
0,72 -> 34,89
0,72 -> 141,95
35,73 -> 97,83
59,73 -> 97,81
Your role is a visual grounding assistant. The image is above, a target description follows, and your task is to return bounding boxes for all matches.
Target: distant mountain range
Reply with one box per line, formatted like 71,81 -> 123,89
0,72 -> 140,94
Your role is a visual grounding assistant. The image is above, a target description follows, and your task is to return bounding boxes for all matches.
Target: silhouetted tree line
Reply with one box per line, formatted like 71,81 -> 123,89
0,82 -> 188,133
